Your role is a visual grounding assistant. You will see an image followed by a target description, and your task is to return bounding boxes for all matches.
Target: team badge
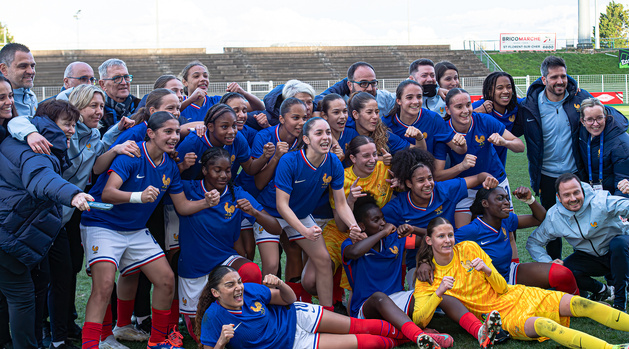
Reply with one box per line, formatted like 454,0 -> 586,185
250,302 -> 265,314
590,222 -> 598,228
92,245 -> 99,254
173,233 -> 179,241
389,246 -> 399,256
422,132 -> 428,140
574,103 -> 580,110
508,115 -> 515,122
230,155 -> 236,164
162,175 -> 171,189
322,173 -> 332,188
502,227 -> 507,238
475,135 -> 485,147
461,260 -> 474,273
224,202 -> 236,218
182,297 -> 187,306
435,205 -> 443,215
86,143 -> 92,149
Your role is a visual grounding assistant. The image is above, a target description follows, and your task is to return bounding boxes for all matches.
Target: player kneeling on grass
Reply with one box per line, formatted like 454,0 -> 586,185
196,266 -> 425,349
413,217 -> 629,349
341,195 -> 451,348
80,112 -> 222,349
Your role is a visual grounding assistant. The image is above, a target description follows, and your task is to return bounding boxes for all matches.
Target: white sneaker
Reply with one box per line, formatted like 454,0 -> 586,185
100,335 -> 130,349
112,324 -> 150,342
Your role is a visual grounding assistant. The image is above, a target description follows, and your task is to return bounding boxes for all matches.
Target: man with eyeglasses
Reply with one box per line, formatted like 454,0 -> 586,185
39,62 -> 96,104
0,43 -> 37,117
314,61 -> 395,126
98,58 -> 140,136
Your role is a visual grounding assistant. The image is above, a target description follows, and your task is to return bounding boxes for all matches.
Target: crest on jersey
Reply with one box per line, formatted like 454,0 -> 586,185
574,103 -> 580,110
162,175 -> 171,189
439,107 -> 444,114
224,202 -> 236,218
422,132 -> 428,140
590,222 -> 598,228
173,233 -> 179,241
182,297 -> 187,306
92,245 -> 98,254
475,135 -> 485,147
502,227 -> 507,238
509,115 -> 515,122
435,205 -> 443,215
322,173 -> 332,188
230,155 -> 236,164
86,143 -> 92,149
389,246 -> 399,256
461,260 -> 474,273
250,302 -> 265,314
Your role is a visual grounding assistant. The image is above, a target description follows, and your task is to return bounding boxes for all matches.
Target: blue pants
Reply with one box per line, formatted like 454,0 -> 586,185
563,235 -> 629,309
0,251 -> 36,349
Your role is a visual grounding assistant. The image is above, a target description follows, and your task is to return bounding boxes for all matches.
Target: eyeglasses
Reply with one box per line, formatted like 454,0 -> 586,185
67,76 -> 96,85
583,115 -> 605,125
102,75 -> 133,84
350,80 -> 378,88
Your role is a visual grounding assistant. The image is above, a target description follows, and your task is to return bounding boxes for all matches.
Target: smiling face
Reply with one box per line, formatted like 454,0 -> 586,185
0,81 -> 15,120
64,62 -> 95,89
321,98 -> 348,135
397,84 -> 423,118
348,65 -> 378,97
79,93 -> 105,129
581,105 -> 606,137
446,92 -> 473,131
426,222 -> 455,258
226,97 -> 248,131
303,119 -> 332,155
208,112 -> 237,146
439,69 -> 460,90
55,115 -> 76,147
411,65 -> 436,86
212,271 -> 244,310
491,76 -> 513,110
202,157 -> 232,192
542,66 -> 568,100
280,103 -> 308,139
183,65 -> 209,93
163,79 -> 184,103
150,93 -> 181,118
100,65 -> 130,103
557,178 -> 584,212
295,92 -> 314,118
350,142 -> 377,177
0,50 -> 36,89
483,187 -> 511,219
406,165 -> 434,203
353,99 -> 380,135
147,118 -> 181,153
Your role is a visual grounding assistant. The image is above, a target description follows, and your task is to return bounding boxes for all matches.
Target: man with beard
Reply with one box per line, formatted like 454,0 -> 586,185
314,61 -> 395,123
513,56 -> 592,260
408,58 -> 447,118
526,173 -> 629,311
0,43 -> 37,116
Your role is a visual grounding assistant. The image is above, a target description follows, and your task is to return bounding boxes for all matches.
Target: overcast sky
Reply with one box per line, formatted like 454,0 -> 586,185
1,0 -> 617,52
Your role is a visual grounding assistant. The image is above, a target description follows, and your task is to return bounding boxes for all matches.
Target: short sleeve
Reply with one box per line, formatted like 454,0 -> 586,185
330,154 -> 344,191
482,114 -> 507,136
235,132 -> 251,164
251,132 -> 267,159
506,213 -> 519,233
108,154 -> 136,182
199,309 -> 221,347
381,199 -> 401,226
273,156 -> 294,195
432,116 -> 455,143
167,162 -> 184,194
386,131 -> 410,154
246,283 -> 272,304
341,238 -> 354,264
433,141 -> 449,161
454,224 -> 474,244
176,133 -> 201,164
238,187 -> 264,224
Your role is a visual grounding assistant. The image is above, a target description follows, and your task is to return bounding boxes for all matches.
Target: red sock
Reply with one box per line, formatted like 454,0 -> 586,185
548,263 -> 580,295
101,305 -> 114,340
333,268 -> 344,303
355,334 -> 407,349
116,299 -> 135,328
82,322 -> 102,349
349,318 -> 406,339
322,305 -> 334,312
168,299 -> 180,329
149,307 -> 171,343
237,262 -> 262,284
459,312 -> 482,339
400,321 -> 424,342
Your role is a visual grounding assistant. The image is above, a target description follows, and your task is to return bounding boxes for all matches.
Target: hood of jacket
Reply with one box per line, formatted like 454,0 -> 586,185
555,180 -> 596,217
31,116 -> 71,170
263,84 -> 285,118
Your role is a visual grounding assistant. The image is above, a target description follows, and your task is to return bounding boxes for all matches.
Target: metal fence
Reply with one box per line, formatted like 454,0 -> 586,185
32,74 -> 629,103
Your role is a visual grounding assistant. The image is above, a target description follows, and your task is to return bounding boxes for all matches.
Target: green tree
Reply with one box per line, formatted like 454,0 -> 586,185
0,22 -> 14,45
595,1 -> 629,48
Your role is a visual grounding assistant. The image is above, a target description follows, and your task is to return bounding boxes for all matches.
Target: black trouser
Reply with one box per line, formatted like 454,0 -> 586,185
67,209 -> 84,326
32,257 -> 50,348
48,228 -> 73,342
0,293 -> 10,347
540,174 -> 562,260
0,251 -> 37,349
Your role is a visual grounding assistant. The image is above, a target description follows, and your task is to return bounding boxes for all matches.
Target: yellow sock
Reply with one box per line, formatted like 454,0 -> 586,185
533,317 -> 613,349
570,296 -> 629,331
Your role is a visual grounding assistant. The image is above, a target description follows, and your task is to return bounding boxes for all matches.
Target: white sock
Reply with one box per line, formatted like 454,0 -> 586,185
52,341 -> 65,347
136,315 -> 150,325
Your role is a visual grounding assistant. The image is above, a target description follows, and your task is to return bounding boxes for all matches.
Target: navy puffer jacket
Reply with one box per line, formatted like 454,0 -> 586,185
0,116 -> 81,269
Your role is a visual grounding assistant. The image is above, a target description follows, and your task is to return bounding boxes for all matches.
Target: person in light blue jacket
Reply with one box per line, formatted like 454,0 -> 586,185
0,43 -> 37,117
526,173 -> 629,311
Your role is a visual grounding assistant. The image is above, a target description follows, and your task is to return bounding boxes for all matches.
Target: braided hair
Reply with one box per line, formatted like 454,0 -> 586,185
200,147 -> 236,201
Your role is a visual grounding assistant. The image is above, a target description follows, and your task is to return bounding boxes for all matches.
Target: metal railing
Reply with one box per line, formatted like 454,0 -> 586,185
31,74 -> 629,103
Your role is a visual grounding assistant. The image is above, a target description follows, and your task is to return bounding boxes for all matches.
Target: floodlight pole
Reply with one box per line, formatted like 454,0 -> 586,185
156,0 -> 160,48
594,0 -> 600,49
73,10 -> 81,49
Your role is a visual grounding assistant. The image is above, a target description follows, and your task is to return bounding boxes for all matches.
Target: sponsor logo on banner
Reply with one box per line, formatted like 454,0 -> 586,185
500,33 -> 556,51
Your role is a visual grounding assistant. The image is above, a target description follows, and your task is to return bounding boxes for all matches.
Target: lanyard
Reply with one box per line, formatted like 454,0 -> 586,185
587,132 -> 604,184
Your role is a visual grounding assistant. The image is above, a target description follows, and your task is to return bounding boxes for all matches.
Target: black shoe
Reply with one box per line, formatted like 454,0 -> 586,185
66,322 -> 82,342
333,301 -> 347,316
49,341 -> 79,349
493,327 -> 510,344
134,317 -> 152,335
589,285 -> 614,302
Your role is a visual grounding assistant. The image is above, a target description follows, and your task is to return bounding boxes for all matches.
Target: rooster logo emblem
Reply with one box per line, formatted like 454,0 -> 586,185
92,245 -> 99,254
162,175 -> 171,189
435,205 -> 443,215
182,297 -> 187,306
574,103 -> 580,110
590,222 -> 598,228
475,135 -> 485,147
224,202 -> 236,218
231,155 -> 236,164
509,115 -> 515,122
502,227 -> 507,238
322,173 -> 332,188
250,302 -> 265,314
389,246 -> 399,256
173,233 -> 179,241
422,132 -> 428,140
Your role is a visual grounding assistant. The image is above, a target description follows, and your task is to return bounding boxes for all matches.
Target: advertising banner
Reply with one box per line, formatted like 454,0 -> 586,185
500,33 -> 556,51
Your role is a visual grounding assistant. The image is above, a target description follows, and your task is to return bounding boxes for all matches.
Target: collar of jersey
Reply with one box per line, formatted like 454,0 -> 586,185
142,142 -> 166,169
448,114 -> 474,136
200,179 -> 229,198
407,191 -> 433,211
301,149 -> 327,170
188,95 -> 207,110
275,125 -> 298,149
394,109 -> 421,128
476,217 -> 499,234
